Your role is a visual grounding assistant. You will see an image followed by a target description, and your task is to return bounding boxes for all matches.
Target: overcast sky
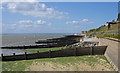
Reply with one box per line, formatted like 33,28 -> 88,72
1,2 -> 118,33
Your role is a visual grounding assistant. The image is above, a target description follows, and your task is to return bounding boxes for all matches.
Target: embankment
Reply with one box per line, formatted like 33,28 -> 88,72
96,37 -> 119,71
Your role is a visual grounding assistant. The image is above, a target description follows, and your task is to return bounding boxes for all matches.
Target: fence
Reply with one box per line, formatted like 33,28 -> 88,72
0,46 -> 107,61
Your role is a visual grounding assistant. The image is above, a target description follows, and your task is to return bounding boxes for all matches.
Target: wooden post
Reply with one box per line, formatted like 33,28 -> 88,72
74,48 -> 77,56
91,47 -> 93,55
37,51 -> 39,59
1,54 -> 4,61
1,53 -> 3,58
37,51 -> 39,53
61,48 -> 63,56
25,52 -> 27,60
13,53 -> 15,61
108,23 -> 110,30
1,54 -> 3,57
13,53 -> 15,56
49,50 -> 51,58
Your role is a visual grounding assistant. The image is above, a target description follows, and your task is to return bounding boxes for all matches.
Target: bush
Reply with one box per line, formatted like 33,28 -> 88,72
88,29 -> 96,33
103,34 -> 112,37
103,34 -> 120,39
113,34 -> 120,39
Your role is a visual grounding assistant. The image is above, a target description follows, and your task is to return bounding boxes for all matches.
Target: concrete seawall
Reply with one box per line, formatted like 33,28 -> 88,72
95,37 -> 119,71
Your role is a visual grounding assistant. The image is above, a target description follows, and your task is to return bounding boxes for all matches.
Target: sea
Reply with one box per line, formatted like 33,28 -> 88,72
0,33 -> 74,56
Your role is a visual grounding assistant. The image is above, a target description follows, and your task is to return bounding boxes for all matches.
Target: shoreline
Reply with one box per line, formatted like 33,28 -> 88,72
2,34 -> 67,47
1,34 -> 84,49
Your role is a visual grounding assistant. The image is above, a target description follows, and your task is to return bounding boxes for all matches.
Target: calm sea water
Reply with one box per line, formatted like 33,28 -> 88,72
0,33 -> 71,56
2,34 -> 66,46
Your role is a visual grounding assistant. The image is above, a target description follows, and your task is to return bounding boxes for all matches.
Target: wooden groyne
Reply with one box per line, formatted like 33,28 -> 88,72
1,35 -> 84,49
1,44 -> 60,49
36,35 -> 83,43
0,46 -> 107,61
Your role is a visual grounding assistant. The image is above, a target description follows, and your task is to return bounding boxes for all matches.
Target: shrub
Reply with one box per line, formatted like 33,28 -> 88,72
113,34 -> 120,39
88,29 -> 96,33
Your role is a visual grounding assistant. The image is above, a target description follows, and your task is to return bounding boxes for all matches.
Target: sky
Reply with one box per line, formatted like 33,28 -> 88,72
1,2 -> 118,34
118,2 -> 120,13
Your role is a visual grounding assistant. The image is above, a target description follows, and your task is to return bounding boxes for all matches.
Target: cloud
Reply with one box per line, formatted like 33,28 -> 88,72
0,3 -> 3,9
18,20 -> 51,28
1,0 -> 38,4
18,20 -> 33,28
82,19 -> 88,22
2,24 -> 17,31
35,20 -> 46,25
18,20 -> 32,24
0,6 -> 3,9
3,20 -> 51,32
18,20 -> 49,25
66,19 -> 93,25
6,2 -> 68,19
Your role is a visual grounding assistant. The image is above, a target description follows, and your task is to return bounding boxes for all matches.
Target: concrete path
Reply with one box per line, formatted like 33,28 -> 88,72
93,37 -> 119,71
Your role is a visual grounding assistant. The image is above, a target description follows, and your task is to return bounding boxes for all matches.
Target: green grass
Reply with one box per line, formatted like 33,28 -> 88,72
2,47 -> 64,71
2,60 -> 33,71
2,55 -> 114,71
25,47 -> 64,53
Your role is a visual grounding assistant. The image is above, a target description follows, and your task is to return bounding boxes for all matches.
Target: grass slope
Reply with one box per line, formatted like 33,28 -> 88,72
25,47 -> 64,54
87,24 -> 119,39
2,55 -> 114,71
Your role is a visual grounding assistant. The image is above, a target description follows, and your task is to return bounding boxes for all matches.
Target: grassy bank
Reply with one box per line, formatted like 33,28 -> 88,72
2,55 -> 114,71
87,23 -> 120,39
25,47 -> 64,54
